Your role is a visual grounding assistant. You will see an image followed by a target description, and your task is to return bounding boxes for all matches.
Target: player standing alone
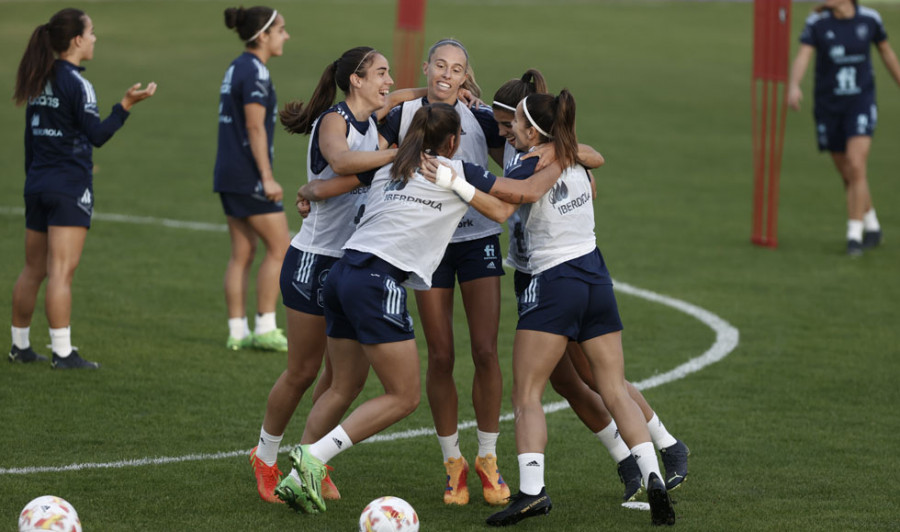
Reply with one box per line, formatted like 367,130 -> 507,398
215,6 -> 291,349
788,0 -> 900,256
10,8 -> 156,368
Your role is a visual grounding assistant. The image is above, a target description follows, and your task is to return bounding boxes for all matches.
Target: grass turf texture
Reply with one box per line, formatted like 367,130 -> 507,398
2,1 -> 899,530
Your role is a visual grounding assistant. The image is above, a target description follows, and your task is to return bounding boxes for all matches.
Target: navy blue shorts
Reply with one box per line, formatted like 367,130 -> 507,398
219,192 -> 283,218
323,251 -> 415,344
280,246 -> 337,315
513,269 -> 622,342
25,191 -> 93,231
430,234 -> 504,289
815,97 -> 877,152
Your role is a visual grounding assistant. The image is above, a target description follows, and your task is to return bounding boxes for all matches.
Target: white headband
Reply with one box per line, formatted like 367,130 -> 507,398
522,96 -> 553,139
354,49 -> 377,75
492,101 -> 516,112
246,10 -> 278,43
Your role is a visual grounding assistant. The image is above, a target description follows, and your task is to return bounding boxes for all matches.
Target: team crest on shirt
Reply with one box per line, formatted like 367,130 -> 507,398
856,24 -> 868,41
826,30 -> 836,40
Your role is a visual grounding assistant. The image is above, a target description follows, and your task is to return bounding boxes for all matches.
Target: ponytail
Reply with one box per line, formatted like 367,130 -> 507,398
522,90 -> 578,168
492,68 -> 548,112
14,8 -> 85,106
391,103 -> 460,182
280,46 -> 378,135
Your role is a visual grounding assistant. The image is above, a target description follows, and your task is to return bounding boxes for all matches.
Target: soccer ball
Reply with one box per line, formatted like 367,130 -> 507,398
18,496 -> 82,532
359,496 -> 419,532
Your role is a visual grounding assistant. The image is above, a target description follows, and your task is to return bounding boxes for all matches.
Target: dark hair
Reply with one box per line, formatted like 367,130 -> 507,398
815,0 -> 857,13
426,38 -> 468,66
521,90 -> 578,168
14,8 -> 86,106
280,46 -> 380,135
224,6 -> 276,48
390,103 -> 460,182
492,69 -> 548,111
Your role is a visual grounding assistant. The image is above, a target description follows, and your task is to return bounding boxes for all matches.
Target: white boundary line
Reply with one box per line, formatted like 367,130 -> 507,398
0,208 -> 739,476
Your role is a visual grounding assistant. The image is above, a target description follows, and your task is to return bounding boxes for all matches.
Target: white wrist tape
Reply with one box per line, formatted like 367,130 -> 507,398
434,164 -> 453,188
450,176 -> 476,203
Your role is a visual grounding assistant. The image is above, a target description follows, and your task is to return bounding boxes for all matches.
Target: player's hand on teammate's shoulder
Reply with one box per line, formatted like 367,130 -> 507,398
523,142 -> 557,171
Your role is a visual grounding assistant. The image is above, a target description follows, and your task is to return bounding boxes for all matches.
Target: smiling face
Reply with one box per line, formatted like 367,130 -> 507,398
423,44 -> 467,105
353,53 -> 394,113
493,108 -> 515,146
511,101 -> 539,151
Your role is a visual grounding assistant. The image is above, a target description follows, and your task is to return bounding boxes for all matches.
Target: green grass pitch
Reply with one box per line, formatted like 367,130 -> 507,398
1,1 -> 899,530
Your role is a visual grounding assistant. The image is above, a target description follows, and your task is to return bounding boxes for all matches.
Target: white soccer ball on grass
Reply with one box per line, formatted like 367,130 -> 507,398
18,495 -> 82,532
359,495 -> 419,532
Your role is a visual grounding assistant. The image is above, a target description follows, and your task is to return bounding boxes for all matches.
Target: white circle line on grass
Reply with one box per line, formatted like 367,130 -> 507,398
0,208 -> 740,476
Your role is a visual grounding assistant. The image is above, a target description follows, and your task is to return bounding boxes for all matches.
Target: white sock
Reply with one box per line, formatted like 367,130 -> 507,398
438,431 -> 462,462
595,421 -> 632,463
309,425 -> 353,464
256,427 -> 283,466
646,414 -> 678,450
255,312 -> 277,335
49,326 -> 72,357
517,453 -> 545,496
863,208 -> 881,232
631,442 -> 662,489
11,326 -> 30,350
228,317 -> 249,339
477,429 -> 499,458
847,219 -> 864,242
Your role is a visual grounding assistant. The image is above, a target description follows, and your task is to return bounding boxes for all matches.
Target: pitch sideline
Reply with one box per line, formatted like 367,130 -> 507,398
0,207 -> 740,476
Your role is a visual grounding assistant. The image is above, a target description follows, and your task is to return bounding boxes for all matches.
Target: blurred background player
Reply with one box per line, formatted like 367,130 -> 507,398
378,38 -> 511,507
788,0 -> 900,256
215,6 -> 290,350
10,8 -> 156,369
250,46 -> 413,504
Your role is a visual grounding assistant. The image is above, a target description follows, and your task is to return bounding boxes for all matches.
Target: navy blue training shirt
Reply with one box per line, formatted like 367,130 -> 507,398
24,60 -> 129,197
800,6 -> 888,112
214,52 -> 277,194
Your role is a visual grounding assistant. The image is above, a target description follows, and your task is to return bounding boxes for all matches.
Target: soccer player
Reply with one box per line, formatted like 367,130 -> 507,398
492,71 -> 689,501
422,90 -> 677,526
10,8 -> 156,369
274,103 -> 562,515
249,46 -> 411,504
215,6 -> 290,351
788,0 -> 900,256
378,38 -> 511,507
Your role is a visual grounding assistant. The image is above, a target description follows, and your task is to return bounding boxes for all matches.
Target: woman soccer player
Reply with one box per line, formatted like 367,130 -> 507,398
249,46 -> 414,504
378,38 -> 511,507
493,71 -> 689,501
788,0 -> 900,256
275,102 -> 562,515
215,6 -> 290,351
10,8 -> 156,368
424,90 -> 677,526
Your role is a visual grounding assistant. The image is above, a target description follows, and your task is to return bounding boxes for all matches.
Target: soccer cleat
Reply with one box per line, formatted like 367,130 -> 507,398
476,454 -> 511,506
443,456 -> 470,505
485,488 -> 552,527
51,350 -> 100,369
322,464 -> 341,500
226,334 -> 254,351
863,229 -> 882,249
847,239 -> 863,257
8,345 -> 48,363
252,329 -> 288,352
659,440 -> 690,491
249,446 -> 284,504
647,472 -> 676,526
274,471 -> 319,514
288,444 -> 328,512
616,455 -> 644,502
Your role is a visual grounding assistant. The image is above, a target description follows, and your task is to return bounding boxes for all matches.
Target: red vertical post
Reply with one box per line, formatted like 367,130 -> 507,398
394,0 -> 427,89
751,0 -> 791,248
